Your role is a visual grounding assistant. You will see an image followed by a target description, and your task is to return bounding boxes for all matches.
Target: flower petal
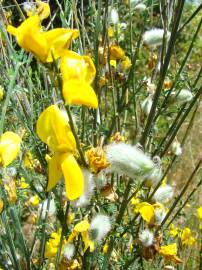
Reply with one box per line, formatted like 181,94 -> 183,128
43,29 -> 79,62
0,132 -> 21,167
47,152 -> 63,191
63,80 -> 98,108
10,16 -> 48,62
61,154 -> 84,200
36,105 -> 76,152
60,50 -> 96,83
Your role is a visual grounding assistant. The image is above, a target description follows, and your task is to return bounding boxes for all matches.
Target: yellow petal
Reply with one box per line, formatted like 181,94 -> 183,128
7,25 -> 18,36
7,16 -> 79,63
110,45 -> 125,60
0,199 -> 4,214
74,220 -> 90,232
60,50 -> 96,84
63,80 -> 98,108
135,202 -> 154,223
82,231 -> 94,252
36,0 -> 50,20
61,154 -> 84,200
8,16 -> 48,62
197,206 -> 202,219
47,152 -> 64,191
36,105 -> 76,152
0,131 -> 21,167
43,29 -> 79,62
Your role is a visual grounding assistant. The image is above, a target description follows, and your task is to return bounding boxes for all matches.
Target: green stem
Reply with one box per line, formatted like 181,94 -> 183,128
140,0 -> 185,148
0,62 -> 21,134
55,202 -> 70,269
102,179 -> 132,268
65,105 -> 87,167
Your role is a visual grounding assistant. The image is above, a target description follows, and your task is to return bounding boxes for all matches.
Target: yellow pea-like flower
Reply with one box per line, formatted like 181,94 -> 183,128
36,105 -> 84,200
60,50 -> 98,108
159,243 -> 182,264
135,202 -> 154,223
7,16 -> 79,63
36,105 -> 76,152
0,131 -> 21,167
110,45 -> 125,60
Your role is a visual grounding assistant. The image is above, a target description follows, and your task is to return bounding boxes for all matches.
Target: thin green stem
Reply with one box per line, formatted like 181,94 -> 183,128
55,202 -> 70,269
140,0 -> 185,148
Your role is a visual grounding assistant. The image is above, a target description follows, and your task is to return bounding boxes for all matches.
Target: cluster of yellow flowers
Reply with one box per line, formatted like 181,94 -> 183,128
6,1 -> 100,200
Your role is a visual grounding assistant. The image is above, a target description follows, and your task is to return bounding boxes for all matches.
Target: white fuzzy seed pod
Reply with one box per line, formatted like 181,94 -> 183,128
63,244 -> 75,260
153,184 -> 173,203
109,8 -> 119,24
90,214 -> 111,241
143,28 -> 171,47
176,89 -> 193,104
106,143 -> 155,178
145,166 -> 162,186
134,3 -> 147,11
139,229 -> 154,247
171,141 -> 182,156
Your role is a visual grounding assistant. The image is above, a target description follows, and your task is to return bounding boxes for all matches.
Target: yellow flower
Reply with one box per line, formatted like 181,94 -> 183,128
110,132 -> 125,143
99,77 -> 107,87
85,147 -> 109,173
103,243 -> 108,253
23,151 -> 34,169
0,199 -> 4,214
19,177 -> 29,189
164,80 -> 172,89
0,86 -> 4,101
180,227 -> 195,246
67,220 -> 94,252
4,178 -> 17,203
110,59 -> 116,68
45,229 -> 63,258
135,202 -> 154,223
110,45 -> 125,60
29,195 -> 40,206
197,206 -> 202,219
7,16 -> 79,63
60,50 -> 98,108
131,197 -> 139,206
37,105 -> 84,200
108,26 -> 114,37
68,212 -> 75,225
159,243 -> 182,264
169,224 -> 179,237
0,131 -> 21,167
120,56 -> 132,71
36,0 -> 51,20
